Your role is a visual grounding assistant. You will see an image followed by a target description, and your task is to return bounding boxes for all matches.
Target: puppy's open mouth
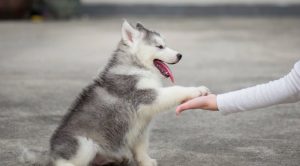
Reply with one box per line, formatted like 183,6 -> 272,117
153,59 -> 174,83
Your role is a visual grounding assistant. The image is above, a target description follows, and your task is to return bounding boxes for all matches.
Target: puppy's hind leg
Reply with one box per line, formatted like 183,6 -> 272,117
51,135 -> 99,166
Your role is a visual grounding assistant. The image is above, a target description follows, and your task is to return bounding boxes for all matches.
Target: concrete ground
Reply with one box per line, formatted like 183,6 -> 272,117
0,17 -> 299,166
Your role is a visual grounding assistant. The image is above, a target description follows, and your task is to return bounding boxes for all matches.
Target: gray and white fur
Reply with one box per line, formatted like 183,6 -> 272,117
21,20 -> 210,166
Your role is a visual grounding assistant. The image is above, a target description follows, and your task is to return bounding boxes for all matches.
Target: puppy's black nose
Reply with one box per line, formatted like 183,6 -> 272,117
177,54 -> 182,61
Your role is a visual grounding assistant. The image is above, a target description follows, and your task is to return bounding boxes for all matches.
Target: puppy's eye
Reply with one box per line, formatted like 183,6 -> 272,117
156,45 -> 164,49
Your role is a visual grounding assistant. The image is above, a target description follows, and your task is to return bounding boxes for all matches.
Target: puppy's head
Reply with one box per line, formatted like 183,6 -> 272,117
121,20 -> 182,82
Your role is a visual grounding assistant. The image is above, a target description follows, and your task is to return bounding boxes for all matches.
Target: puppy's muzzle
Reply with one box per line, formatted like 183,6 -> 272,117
169,53 -> 183,65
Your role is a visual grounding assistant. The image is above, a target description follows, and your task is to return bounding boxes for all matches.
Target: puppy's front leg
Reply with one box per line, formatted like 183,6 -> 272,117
133,132 -> 157,166
139,86 -> 209,116
156,86 -> 209,111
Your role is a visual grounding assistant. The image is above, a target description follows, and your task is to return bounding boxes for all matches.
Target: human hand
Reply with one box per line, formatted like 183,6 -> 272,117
176,94 -> 218,115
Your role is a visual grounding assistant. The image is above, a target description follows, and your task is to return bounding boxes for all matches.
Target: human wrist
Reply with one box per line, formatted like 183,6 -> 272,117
209,94 -> 218,111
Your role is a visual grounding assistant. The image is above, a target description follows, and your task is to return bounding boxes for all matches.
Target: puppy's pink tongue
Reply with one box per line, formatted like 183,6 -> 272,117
154,60 -> 174,83
170,74 -> 175,83
164,65 -> 174,83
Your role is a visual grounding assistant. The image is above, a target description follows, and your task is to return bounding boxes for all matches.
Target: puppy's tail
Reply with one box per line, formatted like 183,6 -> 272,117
19,146 -> 51,166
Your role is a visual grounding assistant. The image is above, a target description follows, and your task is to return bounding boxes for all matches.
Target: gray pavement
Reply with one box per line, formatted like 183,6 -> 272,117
0,17 -> 300,166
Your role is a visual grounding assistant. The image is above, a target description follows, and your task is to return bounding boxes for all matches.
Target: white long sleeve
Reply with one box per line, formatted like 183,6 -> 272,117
217,60 -> 300,115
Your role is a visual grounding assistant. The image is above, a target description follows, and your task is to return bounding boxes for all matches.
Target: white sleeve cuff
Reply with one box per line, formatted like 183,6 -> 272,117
217,94 -> 243,115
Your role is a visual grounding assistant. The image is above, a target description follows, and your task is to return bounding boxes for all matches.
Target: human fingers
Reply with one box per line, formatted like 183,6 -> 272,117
176,97 -> 206,115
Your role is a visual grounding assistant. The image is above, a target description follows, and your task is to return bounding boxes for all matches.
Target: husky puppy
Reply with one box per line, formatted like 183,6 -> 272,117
21,20 -> 209,166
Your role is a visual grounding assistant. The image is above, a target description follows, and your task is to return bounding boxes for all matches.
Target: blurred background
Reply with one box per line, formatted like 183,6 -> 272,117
0,0 -> 300,166
1,0 -> 300,19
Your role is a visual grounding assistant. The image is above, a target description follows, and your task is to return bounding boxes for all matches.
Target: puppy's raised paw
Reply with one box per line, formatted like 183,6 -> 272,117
197,86 -> 211,96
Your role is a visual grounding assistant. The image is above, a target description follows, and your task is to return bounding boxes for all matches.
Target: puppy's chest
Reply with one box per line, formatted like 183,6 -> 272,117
136,72 -> 162,90
125,113 -> 152,146
127,74 -> 161,106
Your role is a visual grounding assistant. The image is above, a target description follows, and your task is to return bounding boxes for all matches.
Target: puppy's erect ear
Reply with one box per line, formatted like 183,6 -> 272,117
136,22 -> 146,31
121,20 -> 139,46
